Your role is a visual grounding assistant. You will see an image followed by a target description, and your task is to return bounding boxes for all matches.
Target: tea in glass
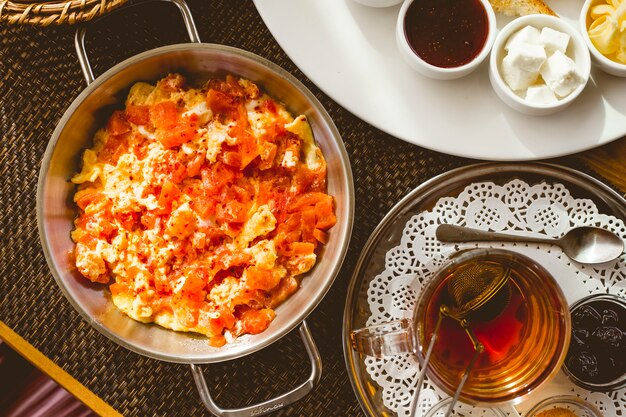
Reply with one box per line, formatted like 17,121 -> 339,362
415,249 -> 570,405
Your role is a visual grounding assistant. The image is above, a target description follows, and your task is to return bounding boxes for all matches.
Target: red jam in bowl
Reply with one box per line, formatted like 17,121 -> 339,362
403,0 -> 489,68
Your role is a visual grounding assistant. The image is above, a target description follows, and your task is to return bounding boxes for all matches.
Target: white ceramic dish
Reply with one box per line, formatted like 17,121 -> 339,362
580,0 -> 626,77
396,0 -> 496,80
489,14 -> 591,115
351,0 -> 402,8
254,0 -> 626,161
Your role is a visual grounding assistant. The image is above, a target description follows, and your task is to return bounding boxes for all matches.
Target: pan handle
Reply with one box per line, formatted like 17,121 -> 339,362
190,321 -> 322,417
74,0 -> 201,86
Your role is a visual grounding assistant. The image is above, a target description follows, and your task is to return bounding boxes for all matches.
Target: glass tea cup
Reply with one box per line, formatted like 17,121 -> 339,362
350,248 -> 571,416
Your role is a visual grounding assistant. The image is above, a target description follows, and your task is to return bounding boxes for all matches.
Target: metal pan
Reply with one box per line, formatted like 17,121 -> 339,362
36,1 -> 354,415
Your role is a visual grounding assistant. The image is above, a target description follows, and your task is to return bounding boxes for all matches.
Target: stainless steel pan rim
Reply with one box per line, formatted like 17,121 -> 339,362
38,1 -> 353,415
37,20 -> 353,364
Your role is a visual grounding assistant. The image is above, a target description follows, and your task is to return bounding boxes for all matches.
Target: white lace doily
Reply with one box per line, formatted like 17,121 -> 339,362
365,179 -> 626,417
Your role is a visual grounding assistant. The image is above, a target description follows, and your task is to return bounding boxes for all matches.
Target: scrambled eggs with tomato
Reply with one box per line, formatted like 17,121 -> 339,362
71,74 -> 336,347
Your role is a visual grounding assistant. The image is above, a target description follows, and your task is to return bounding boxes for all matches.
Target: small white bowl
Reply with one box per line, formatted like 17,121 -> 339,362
352,0 -> 402,7
489,14 -> 591,116
580,0 -> 626,77
396,0 -> 496,80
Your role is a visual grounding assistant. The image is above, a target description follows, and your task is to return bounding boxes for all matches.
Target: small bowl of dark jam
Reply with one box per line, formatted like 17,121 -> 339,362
563,293 -> 626,391
396,0 -> 496,80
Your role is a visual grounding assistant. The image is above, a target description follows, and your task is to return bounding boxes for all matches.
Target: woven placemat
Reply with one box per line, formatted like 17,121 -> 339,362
0,1 -> 614,416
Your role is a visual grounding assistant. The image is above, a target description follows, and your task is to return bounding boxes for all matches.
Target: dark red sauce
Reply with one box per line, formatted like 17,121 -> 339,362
404,0 -> 489,68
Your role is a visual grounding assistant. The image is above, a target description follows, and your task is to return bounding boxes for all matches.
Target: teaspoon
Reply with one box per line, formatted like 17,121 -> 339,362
436,224 -> 624,264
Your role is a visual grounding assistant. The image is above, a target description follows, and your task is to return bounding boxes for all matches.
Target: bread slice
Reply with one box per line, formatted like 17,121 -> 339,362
489,0 -> 557,17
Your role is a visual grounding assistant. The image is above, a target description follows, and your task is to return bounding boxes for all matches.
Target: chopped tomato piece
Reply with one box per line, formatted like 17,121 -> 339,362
240,308 -> 275,335
115,210 -> 140,230
75,213 -> 117,241
226,125 -> 259,169
177,306 -> 200,328
304,168 -> 327,193
166,206 -> 196,238
216,200 -> 248,224
261,98 -> 278,114
221,150 -> 242,168
288,192 -> 329,212
301,207 -> 316,243
140,210 -> 160,229
313,228 -> 329,244
219,309 -> 236,328
268,277 -> 298,308
227,125 -> 251,145
186,152 -> 205,177
209,335 -> 226,347
99,133 -> 130,165
290,242 -> 315,256
190,193 -> 217,219
157,180 -> 181,213
230,178 -> 254,203
206,308 -> 236,340
180,273 -> 207,302
150,101 -> 178,130
157,119 -> 197,149
214,247 -> 252,270
107,110 -> 131,136
75,189 -> 105,210
201,161 -> 237,195
214,178 -> 254,224
154,152 -> 187,183
293,165 -> 325,194
109,282 -> 130,296
125,105 -> 150,125
261,123 -> 286,143
245,266 -> 280,291
315,197 -> 336,230
206,89 -> 237,115
258,142 -> 277,170
206,79 -> 248,125
274,213 -> 303,254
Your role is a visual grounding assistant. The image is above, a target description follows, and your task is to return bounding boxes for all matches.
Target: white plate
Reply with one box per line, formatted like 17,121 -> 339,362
253,0 -> 626,161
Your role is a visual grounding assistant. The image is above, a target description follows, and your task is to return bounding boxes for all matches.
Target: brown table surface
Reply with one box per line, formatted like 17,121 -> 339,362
1,1 -> 625,416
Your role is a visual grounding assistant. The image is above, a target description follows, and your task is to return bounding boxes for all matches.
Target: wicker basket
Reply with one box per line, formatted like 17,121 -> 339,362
0,0 -> 127,26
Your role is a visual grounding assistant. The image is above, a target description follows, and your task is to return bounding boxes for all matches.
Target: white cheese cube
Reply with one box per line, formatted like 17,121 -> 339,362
540,50 -> 585,97
525,85 -> 559,104
505,25 -> 542,51
540,27 -> 570,55
506,42 -> 547,73
502,55 -> 539,91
